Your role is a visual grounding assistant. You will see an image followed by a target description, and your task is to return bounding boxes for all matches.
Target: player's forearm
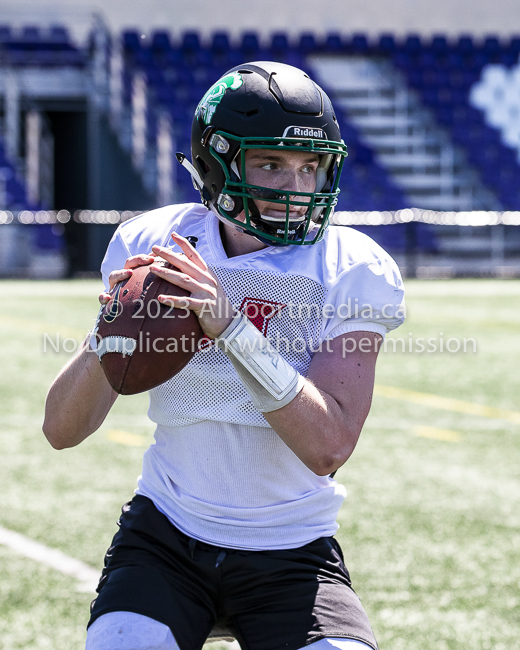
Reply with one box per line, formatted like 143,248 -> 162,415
262,380 -> 367,476
43,341 -> 117,449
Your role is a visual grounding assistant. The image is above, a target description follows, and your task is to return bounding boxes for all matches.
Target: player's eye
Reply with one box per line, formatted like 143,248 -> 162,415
261,162 -> 277,171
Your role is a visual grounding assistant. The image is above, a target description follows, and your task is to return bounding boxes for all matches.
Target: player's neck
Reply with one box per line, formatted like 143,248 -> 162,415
220,221 -> 268,258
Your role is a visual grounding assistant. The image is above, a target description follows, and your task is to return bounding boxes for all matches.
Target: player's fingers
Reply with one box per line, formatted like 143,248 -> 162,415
157,294 -> 200,314
170,232 -> 207,271
150,263 -> 207,295
152,246 -> 208,282
109,253 -> 156,290
98,292 -> 111,304
123,253 -> 156,270
108,268 -> 132,290
157,295 -> 216,322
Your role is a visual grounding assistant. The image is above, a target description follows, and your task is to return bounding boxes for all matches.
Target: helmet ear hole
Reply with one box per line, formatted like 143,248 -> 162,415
316,154 -> 333,192
196,156 -> 211,176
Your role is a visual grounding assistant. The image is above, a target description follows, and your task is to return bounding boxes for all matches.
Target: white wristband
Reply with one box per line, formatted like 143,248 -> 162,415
216,313 -> 305,412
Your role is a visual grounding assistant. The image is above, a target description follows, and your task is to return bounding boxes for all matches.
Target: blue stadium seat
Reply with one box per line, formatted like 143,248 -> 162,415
404,34 -> 422,54
298,33 -> 317,55
378,34 -> 396,54
509,36 -> 520,55
181,31 -> 201,55
324,33 -> 344,53
211,31 -> 230,55
483,36 -> 501,56
270,32 -> 290,58
164,48 -> 182,68
0,25 -> 11,41
151,31 -> 172,53
21,26 -> 41,44
457,35 -> 475,54
176,66 -> 195,86
350,33 -> 369,54
431,35 -> 448,55
146,67 -> 164,87
133,49 -> 154,69
239,31 -> 261,59
49,25 -> 69,44
123,30 -> 142,53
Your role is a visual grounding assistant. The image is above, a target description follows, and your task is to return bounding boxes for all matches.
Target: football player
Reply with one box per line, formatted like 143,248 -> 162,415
44,61 -> 405,650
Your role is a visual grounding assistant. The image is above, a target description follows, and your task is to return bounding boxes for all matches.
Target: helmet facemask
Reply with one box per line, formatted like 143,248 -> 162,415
209,133 -> 347,246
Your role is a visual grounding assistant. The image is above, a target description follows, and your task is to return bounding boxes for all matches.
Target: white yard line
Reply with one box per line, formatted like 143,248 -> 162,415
0,525 -> 99,592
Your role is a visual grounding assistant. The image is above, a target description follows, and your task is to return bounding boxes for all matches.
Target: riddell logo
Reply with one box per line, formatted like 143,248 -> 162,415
283,126 -> 326,139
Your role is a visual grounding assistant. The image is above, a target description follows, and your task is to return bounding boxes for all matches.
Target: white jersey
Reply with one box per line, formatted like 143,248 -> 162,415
101,203 -> 405,550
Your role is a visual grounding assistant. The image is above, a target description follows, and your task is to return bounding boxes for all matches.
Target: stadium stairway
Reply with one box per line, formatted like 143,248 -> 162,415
385,34 -> 520,266
309,54 -> 498,212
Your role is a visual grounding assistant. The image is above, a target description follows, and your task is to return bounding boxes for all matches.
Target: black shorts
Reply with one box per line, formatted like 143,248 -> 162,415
88,496 -> 378,650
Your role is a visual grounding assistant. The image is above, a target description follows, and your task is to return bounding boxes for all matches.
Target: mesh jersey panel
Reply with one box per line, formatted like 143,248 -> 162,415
149,266 -> 326,427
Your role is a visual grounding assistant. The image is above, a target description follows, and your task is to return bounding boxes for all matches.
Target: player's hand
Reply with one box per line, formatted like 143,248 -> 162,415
150,232 -> 235,339
98,253 -> 156,304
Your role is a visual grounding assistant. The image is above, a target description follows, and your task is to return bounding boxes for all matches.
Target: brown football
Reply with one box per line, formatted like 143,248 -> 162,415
93,262 -> 203,395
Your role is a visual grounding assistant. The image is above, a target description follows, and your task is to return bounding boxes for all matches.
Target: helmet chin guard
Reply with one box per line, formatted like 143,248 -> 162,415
180,62 -> 348,246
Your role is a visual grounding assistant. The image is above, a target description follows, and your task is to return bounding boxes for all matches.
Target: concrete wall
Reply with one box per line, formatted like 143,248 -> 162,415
2,0 -> 520,43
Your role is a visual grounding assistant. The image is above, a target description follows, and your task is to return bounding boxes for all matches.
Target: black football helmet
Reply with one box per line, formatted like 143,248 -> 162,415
177,61 -> 347,246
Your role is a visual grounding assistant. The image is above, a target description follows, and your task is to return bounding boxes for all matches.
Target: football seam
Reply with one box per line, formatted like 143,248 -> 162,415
120,267 -> 165,391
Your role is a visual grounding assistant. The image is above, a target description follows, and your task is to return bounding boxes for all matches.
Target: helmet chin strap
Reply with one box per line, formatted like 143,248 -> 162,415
175,153 -> 204,191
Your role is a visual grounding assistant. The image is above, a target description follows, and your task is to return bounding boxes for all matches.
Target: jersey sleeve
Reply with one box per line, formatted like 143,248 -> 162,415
100,228 -> 133,292
99,203 -> 205,291
318,235 -> 405,343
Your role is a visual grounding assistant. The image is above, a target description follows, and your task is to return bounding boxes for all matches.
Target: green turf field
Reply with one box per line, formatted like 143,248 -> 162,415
0,279 -> 519,649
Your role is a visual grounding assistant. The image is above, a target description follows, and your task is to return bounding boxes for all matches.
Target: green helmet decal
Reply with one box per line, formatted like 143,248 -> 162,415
196,72 -> 244,125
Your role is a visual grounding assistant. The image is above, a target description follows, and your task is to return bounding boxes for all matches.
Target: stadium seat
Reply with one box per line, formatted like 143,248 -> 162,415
269,32 -> 290,59
298,33 -> 317,55
431,34 -> 449,55
378,34 -> 396,54
49,26 -> 69,44
324,33 -> 344,53
0,25 -> 11,41
404,34 -> 422,54
457,35 -> 475,54
484,36 -> 501,57
164,48 -> 182,68
133,49 -> 154,68
181,31 -> 201,55
151,31 -> 172,54
21,26 -> 41,44
508,36 -> 520,57
211,31 -> 230,55
239,31 -> 262,60
350,33 -> 369,54
123,30 -> 142,53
